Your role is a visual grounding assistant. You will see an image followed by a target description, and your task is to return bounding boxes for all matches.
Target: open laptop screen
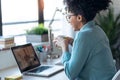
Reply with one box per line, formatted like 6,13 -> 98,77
11,43 -> 40,72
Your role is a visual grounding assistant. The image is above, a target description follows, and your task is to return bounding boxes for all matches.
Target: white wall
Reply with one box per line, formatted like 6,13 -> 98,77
113,0 -> 120,15
0,50 -> 17,70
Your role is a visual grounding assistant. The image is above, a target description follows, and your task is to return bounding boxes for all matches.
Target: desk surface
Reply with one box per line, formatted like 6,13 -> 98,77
0,59 -> 68,80
0,66 -> 68,80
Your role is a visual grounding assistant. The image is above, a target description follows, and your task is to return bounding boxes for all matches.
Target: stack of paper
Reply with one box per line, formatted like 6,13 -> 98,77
5,74 -> 22,80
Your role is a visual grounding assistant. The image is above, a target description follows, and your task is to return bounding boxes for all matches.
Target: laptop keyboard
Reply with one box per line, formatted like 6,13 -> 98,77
28,66 -> 52,73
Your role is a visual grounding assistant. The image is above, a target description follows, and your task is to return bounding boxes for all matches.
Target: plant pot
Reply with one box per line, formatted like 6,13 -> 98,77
26,34 -> 48,43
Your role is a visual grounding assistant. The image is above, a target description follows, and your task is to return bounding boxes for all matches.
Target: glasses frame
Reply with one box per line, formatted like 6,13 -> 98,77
62,9 -> 76,21
66,14 -> 76,21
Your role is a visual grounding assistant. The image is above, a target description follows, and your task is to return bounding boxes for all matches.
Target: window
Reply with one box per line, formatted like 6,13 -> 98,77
0,0 -> 65,37
1,0 -> 39,36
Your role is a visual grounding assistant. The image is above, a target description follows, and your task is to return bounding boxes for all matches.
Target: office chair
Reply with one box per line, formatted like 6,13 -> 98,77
112,69 -> 120,80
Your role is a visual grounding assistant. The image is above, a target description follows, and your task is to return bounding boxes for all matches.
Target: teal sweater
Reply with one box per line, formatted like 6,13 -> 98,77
61,21 -> 116,80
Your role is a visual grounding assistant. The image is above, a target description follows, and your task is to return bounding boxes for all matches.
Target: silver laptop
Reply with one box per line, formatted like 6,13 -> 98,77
11,43 -> 64,77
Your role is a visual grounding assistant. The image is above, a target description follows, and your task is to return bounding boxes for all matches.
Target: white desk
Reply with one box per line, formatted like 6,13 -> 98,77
0,66 -> 68,80
0,59 -> 68,80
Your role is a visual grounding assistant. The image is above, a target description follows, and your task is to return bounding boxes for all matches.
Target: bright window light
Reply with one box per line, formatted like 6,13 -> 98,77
1,0 -> 38,36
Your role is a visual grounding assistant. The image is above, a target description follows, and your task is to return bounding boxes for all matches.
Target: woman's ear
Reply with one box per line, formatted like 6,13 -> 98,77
77,15 -> 82,22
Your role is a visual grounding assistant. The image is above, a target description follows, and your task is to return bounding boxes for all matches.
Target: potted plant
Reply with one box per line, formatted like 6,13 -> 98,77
95,6 -> 120,69
26,23 -> 48,42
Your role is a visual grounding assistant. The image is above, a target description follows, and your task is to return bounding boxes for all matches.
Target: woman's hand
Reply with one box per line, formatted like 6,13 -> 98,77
65,37 -> 74,46
53,36 -> 70,52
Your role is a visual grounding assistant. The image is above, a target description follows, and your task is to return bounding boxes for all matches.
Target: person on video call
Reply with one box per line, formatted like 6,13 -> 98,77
53,0 -> 117,80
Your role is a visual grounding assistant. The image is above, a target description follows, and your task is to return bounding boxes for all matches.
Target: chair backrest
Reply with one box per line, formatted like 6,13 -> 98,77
112,70 -> 120,80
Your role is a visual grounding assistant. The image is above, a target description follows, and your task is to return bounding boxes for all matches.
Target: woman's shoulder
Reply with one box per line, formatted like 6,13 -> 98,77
77,26 -> 101,43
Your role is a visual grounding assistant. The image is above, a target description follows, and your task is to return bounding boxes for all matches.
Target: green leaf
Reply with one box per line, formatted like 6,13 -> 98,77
25,23 -> 48,35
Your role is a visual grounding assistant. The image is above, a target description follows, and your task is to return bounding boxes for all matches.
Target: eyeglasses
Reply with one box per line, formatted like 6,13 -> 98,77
66,14 -> 76,21
61,9 -> 76,21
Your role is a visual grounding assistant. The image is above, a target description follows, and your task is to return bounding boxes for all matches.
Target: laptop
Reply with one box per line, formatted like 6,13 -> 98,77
11,43 -> 64,77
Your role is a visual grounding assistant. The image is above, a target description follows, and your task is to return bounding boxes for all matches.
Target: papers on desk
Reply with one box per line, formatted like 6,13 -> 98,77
5,74 -> 22,80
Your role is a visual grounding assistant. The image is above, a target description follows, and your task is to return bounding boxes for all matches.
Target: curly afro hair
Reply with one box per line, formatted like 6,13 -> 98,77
63,0 -> 112,22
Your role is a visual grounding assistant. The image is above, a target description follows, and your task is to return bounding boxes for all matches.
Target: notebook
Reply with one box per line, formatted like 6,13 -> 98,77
11,43 -> 64,77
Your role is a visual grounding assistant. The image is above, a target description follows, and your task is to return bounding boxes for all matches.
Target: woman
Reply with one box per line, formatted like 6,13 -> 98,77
53,0 -> 116,80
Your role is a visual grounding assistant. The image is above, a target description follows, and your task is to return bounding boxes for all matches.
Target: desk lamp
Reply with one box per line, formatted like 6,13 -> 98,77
48,7 -> 62,59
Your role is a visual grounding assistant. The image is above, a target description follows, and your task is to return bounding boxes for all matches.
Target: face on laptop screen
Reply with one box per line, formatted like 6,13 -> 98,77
12,44 -> 40,72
